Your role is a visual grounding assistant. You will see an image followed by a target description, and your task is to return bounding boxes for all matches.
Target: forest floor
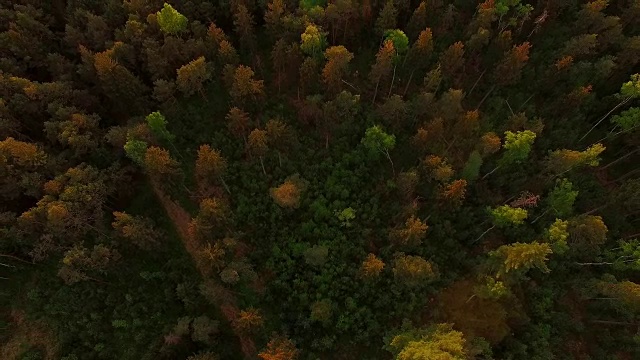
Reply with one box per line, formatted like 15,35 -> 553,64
0,310 -> 58,360
151,181 -> 257,358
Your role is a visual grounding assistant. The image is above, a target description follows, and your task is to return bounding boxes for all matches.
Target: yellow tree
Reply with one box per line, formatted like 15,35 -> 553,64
259,335 -> 299,360
322,45 -> 354,94
233,307 -> 264,334
370,40 -> 395,103
392,253 -> 438,287
230,65 -> 264,105
360,253 -> 385,279
195,144 -> 230,194
176,56 -> 211,98
438,179 -> 468,208
143,146 -> 180,184
388,323 -> 469,360
390,216 -> 428,246
490,242 -> 553,279
270,175 -> 306,208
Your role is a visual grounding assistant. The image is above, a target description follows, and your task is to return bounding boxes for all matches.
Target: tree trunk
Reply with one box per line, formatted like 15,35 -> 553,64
601,147 -> 640,169
467,69 -> 486,97
471,225 -> 495,244
388,63 -> 397,97
372,78 -> 380,104
481,165 -> 501,180
259,156 -> 266,176
579,96 -> 632,142
218,176 -> 231,195
476,84 -> 496,109
0,254 -> 33,264
531,208 -> 550,224
403,69 -> 415,97
384,150 -> 396,176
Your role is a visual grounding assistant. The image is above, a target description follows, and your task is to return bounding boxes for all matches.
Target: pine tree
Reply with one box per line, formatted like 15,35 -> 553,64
176,57 -> 211,98
195,145 -> 230,194
375,1 -> 398,37
322,45 -> 354,94
247,129 -> 269,175
226,107 -> 252,142
370,40 -> 395,103
230,65 -> 264,104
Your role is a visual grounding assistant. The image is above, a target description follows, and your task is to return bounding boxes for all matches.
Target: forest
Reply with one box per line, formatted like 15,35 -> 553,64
0,0 -> 639,359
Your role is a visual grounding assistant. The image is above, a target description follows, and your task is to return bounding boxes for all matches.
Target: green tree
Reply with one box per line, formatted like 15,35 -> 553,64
124,139 -> 148,166
547,179 -> 578,218
461,151 -> 483,182
375,1 -> 398,37
156,3 -> 188,35
362,125 -> 396,175
146,111 -> 174,142
474,205 -> 528,244
580,73 -> 640,141
483,130 -> 536,179
310,299 -> 333,324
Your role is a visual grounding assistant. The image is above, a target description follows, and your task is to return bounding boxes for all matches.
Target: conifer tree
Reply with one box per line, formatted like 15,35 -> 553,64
176,57 -> 211,98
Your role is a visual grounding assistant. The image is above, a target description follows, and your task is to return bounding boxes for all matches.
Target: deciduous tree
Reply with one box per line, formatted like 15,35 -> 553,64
156,3 -> 188,35
259,335 -> 299,360
390,216 -> 428,246
360,253 -> 385,279
270,175 -> 306,208
362,125 -> 396,175
392,252 -> 438,287
388,323 -> 469,360
490,242 -> 552,278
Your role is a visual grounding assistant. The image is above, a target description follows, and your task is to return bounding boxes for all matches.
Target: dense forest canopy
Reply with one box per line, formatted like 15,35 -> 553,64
0,0 -> 639,359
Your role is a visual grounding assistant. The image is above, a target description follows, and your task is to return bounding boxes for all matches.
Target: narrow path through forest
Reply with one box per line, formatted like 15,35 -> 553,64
151,183 -> 257,358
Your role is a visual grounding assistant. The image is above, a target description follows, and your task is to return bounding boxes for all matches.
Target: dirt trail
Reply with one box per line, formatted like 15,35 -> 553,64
0,310 -> 58,360
151,183 -> 257,358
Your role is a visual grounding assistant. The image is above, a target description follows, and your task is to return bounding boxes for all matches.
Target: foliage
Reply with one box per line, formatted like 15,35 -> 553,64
156,3 -> 188,35
362,125 -> 396,158
547,179 -> 578,217
146,111 -> 174,142
500,130 -> 536,165
490,242 -> 553,277
387,323 -> 468,360
489,205 -> 528,227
